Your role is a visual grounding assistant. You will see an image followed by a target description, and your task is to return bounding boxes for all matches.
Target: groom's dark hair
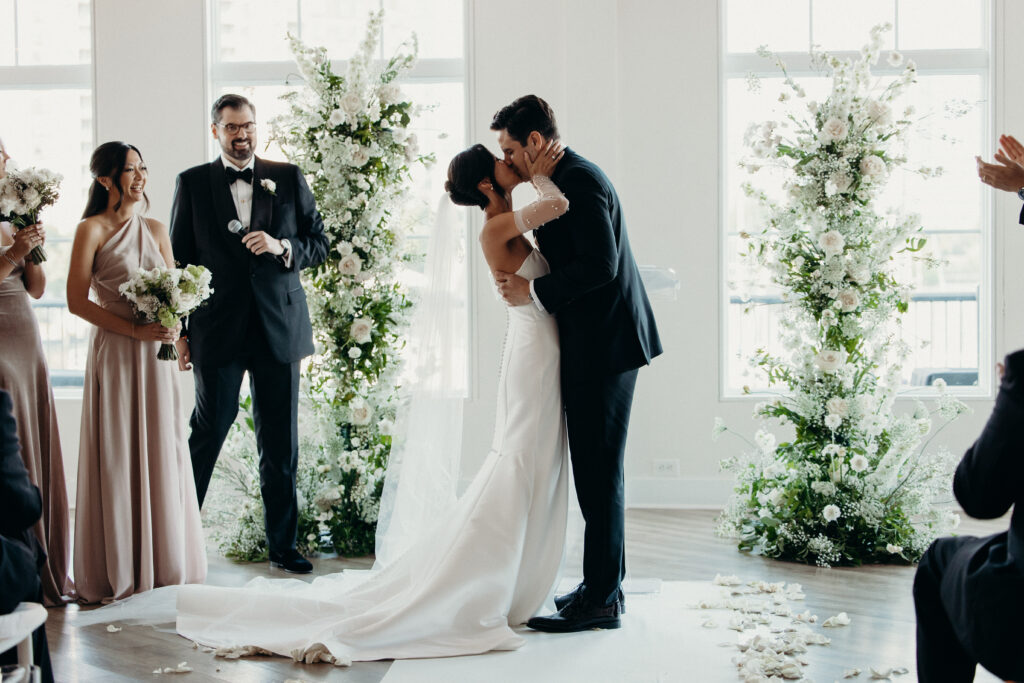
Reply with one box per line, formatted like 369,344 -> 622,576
490,95 -> 559,146
211,93 -> 256,124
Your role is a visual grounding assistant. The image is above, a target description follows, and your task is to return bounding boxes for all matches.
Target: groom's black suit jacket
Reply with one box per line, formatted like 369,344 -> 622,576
533,149 -> 662,383
170,157 -> 328,366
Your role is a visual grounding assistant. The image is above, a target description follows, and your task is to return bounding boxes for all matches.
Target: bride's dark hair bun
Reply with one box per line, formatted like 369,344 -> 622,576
445,144 -> 498,209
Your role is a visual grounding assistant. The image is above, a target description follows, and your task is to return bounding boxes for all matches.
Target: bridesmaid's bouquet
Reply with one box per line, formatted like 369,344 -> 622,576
118,264 -> 214,360
0,166 -> 63,264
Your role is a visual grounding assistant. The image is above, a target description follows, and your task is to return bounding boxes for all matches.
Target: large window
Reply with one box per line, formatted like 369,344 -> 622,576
0,0 -> 94,385
722,0 -> 990,395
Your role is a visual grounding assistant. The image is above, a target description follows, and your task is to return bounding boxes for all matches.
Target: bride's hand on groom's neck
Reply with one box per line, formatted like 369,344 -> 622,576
525,139 -> 564,180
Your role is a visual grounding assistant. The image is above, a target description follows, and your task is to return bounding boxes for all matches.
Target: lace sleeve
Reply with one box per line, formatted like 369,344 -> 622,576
512,175 -> 569,234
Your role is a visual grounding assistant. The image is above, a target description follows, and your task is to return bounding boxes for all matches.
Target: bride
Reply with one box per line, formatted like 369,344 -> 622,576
87,141 -> 575,665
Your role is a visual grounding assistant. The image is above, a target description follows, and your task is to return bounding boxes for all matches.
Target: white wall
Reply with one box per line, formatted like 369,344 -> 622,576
56,0 -> 1024,508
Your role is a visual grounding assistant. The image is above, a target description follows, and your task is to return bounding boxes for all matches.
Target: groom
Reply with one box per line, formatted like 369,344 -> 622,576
170,94 -> 328,574
493,95 -> 662,632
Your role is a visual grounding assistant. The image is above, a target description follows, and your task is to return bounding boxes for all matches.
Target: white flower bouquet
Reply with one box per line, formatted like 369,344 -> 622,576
118,264 -> 213,360
0,166 -> 63,264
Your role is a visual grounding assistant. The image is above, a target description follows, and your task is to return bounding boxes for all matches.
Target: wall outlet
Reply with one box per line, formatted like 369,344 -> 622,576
653,459 -> 680,477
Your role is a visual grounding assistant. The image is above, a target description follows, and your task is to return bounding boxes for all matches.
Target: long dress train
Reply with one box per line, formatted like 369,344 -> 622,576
0,237 -> 74,605
73,214 -> 207,604
176,247 -> 568,663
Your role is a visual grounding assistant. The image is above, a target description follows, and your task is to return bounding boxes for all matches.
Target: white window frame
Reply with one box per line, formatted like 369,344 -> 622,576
719,1 -> 994,401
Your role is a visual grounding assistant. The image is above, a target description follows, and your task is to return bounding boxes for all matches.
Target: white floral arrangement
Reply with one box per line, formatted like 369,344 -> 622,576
118,264 -> 213,360
717,25 -> 968,567
210,10 -> 432,559
0,165 -> 63,264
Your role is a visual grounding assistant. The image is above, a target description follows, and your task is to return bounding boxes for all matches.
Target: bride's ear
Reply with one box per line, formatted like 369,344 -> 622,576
477,179 -> 493,194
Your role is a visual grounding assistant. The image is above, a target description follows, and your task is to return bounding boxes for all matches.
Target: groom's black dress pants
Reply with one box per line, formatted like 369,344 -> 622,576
188,310 -> 300,554
563,368 -> 638,608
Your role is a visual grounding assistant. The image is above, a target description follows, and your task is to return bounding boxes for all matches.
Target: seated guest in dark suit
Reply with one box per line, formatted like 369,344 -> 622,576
977,133 -> 1024,225
0,388 -> 54,683
913,350 -> 1024,682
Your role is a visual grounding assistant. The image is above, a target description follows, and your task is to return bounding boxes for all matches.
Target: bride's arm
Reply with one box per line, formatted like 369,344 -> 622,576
480,142 -> 568,250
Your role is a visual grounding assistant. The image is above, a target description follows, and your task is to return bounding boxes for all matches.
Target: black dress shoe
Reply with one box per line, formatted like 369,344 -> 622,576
527,595 -> 622,633
554,584 -> 626,614
269,549 -> 312,574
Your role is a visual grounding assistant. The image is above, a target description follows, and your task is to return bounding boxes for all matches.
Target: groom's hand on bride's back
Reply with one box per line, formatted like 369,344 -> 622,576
495,271 -> 532,307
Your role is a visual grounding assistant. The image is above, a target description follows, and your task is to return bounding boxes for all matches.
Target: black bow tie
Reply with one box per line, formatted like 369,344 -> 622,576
225,166 -> 253,184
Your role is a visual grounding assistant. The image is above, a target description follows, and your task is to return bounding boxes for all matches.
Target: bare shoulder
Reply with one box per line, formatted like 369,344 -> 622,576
143,216 -> 169,236
74,216 -> 107,242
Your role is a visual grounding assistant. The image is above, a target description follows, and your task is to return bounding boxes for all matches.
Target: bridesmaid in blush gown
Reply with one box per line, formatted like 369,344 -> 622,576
0,136 -> 74,605
68,142 -> 206,604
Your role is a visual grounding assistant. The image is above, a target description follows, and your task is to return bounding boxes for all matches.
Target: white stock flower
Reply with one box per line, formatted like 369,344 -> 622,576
818,230 -> 846,257
818,117 -> 849,144
822,504 -> 842,522
755,429 -> 777,455
350,316 -> 373,344
849,454 -> 869,472
837,290 -> 860,313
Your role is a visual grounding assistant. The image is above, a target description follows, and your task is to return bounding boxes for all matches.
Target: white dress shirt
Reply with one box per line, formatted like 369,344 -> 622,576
222,153 -> 292,268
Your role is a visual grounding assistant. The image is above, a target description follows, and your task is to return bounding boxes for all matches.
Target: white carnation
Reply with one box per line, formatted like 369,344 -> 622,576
837,290 -> 860,313
822,504 -> 842,522
849,454 -> 870,473
818,230 -> 845,257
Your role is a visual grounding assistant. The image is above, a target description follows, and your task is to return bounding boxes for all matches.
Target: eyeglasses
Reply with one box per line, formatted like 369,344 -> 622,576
217,122 -> 256,135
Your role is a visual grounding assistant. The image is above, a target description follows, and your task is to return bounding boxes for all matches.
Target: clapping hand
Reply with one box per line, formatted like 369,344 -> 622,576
977,134 -> 1024,193
525,139 -> 565,179
999,134 -> 1024,165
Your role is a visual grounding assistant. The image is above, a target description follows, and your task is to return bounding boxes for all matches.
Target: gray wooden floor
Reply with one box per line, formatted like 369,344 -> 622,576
46,509 -> 1005,682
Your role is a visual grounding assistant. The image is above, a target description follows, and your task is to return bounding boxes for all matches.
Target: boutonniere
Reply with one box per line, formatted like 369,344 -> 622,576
260,178 -> 277,196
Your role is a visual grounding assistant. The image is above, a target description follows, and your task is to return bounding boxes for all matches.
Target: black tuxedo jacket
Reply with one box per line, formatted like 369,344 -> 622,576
937,349 -> 1024,673
170,157 -> 328,366
0,389 -> 44,614
533,149 -> 662,383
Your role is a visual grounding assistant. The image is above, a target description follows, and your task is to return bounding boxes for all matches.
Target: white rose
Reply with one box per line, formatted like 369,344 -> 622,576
349,147 -> 370,167
859,154 -> 887,179
837,290 -> 860,313
815,349 -> 846,374
348,346 -> 362,359
849,454 -> 870,473
338,252 -> 362,276
825,397 -> 849,418
349,398 -> 373,426
340,92 -> 363,116
822,504 -> 842,522
818,230 -> 845,257
824,413 -> 842,431
769,488 -> 786,507
819,117 -> 849,144
350,316 -> 373,344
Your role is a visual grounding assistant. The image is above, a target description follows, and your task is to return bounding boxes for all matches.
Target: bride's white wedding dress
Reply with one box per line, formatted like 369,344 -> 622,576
174,194 -> 570,663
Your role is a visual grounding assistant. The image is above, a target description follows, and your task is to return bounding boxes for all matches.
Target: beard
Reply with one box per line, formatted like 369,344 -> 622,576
224,138 -> 254,162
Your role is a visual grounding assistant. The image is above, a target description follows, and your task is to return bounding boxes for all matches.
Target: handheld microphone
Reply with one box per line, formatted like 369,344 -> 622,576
227,219 -> 248,236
